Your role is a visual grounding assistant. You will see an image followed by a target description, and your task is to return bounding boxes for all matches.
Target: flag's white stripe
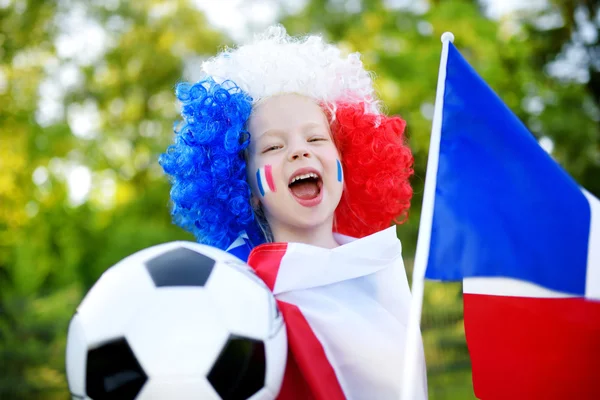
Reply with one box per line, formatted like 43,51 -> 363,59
273,227 -> 401,295
402,32 -> 454,400
276,248 -> 427,399
463,277 -> 577,298
225,232 -> 249,254
226,234 -> 247,252
583,189 -> 600,300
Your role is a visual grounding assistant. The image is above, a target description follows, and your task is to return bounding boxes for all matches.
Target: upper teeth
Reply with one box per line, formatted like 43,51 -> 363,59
291,173 -> 318,184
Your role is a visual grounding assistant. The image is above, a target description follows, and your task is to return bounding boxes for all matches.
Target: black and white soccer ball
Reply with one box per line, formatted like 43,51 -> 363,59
66,241 -> 287,400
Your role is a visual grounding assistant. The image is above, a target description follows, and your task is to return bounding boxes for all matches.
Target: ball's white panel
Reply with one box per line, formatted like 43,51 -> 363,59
125,288 -> 229,377
247,386 -> 277,400
76,261 -> 156,347
205,263 -> 271,340
65,315 -> 88,397
263,319 -> 287,397
136,377 -> 221,400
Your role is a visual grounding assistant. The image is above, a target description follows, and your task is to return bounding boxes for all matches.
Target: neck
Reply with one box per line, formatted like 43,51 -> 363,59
268,218 -> 340,249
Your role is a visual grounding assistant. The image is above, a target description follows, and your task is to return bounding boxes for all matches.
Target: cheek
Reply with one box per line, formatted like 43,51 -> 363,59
323,150 -> 343,184
255,164 -> 277,197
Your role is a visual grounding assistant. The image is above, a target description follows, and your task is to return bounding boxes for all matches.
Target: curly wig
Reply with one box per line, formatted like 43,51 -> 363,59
160,25 -> 413,250
331,103 -> 413,238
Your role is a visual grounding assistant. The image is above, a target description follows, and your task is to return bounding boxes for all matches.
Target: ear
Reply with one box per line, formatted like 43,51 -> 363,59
251,194 -> 261,209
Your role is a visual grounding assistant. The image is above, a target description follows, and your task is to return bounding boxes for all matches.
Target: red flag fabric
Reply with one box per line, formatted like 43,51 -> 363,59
464,279 -> 600,400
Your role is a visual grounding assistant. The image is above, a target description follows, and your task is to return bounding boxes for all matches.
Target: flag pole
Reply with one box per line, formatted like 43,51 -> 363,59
401,32 -> 454,400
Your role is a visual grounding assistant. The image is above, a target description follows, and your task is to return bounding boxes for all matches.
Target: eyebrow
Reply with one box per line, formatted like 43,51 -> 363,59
254,130 -> 284,145
258,122 -> 327,139
258,129 -> 284,138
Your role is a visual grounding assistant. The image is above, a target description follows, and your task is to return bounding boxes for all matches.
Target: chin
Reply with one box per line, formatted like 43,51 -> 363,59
290,211 -> 335,230
267,197 -> 339,232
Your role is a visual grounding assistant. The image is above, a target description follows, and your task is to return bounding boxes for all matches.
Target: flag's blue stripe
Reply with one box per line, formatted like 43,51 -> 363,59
256,169 -> 265,197
425,43 -> 591,296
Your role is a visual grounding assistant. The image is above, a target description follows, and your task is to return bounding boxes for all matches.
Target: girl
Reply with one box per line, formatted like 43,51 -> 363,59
160,25 -> 427,399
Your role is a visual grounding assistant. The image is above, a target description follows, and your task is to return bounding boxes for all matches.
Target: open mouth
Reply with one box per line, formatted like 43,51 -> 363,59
288,170 -> 323,206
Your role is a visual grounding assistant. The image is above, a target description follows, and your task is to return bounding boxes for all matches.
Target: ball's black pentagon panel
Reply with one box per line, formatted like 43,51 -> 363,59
145,247 -> 215,287
86,338 -> 147,400
208,335 -> 266,400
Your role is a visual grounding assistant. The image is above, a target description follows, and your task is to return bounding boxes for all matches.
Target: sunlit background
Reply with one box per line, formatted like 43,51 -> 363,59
1,0 -> 599,398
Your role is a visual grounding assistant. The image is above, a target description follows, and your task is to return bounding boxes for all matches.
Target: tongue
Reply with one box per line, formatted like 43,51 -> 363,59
290,181 -> 319,199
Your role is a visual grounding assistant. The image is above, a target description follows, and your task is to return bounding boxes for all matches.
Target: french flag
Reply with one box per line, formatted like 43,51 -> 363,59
256,165 -> 276,196
407,33 -> 600,400
246,227 -> 428,400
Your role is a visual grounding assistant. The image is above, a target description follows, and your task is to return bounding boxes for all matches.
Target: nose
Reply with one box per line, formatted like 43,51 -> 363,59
288,146 -> 311,161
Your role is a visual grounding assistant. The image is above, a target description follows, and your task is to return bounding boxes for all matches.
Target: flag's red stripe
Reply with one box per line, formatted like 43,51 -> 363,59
265,164 -> 276,192
276,301 -> 346,400
248,244 -> 346,400
464,293 -> 600,400
248,243 -> 288,291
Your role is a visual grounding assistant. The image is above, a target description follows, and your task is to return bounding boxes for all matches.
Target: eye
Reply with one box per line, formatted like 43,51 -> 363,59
262,145 -> 282,153
308,137 -> 328,142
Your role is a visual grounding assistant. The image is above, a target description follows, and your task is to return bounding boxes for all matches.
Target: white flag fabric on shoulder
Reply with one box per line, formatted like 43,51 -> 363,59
248,227 -> 428,400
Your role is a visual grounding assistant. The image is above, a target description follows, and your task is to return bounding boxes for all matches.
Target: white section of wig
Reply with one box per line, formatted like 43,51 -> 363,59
201,25 -> 380,114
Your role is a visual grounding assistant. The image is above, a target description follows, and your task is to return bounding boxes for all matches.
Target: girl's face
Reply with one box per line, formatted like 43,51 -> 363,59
246,94 -> 343,240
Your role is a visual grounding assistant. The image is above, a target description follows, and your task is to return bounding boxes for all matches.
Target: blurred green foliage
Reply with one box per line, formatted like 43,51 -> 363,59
0,0 -> 598,399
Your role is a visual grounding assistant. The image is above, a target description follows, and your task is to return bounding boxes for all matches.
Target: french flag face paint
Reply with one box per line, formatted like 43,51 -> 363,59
337,159 -> 343,183
256,165 -> 276,197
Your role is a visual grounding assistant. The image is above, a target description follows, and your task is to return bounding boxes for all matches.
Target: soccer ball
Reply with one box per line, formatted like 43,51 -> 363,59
66,241 -> 287,400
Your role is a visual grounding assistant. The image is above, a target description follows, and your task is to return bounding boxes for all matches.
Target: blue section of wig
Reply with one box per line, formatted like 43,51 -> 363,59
159,77 -> 264,250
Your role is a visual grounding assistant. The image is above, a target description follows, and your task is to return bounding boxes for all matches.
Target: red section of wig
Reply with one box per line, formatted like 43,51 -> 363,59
331,103 -> 414,238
